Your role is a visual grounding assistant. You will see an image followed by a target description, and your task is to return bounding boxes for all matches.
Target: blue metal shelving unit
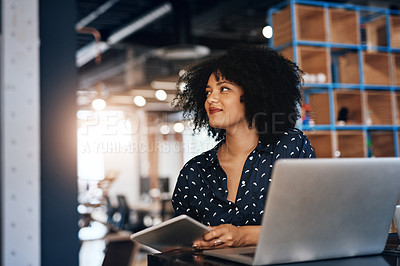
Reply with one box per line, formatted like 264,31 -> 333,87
268,0 -> 400,157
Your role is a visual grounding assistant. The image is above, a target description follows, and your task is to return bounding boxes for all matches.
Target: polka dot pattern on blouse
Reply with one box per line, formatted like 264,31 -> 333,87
171,128 -> 315,227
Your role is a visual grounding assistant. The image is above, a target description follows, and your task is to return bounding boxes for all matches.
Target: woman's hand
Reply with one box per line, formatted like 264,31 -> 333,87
192,224 -> 261,249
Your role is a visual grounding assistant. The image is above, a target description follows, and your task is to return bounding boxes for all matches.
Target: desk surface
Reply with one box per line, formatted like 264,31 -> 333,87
148,250 -> 400,266
148,234 -> 400,266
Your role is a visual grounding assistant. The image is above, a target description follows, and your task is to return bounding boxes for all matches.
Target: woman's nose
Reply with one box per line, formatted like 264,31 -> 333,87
207,92 -> 219,103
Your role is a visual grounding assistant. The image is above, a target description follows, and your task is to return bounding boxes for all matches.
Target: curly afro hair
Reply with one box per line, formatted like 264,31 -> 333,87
173,43 -> 303,144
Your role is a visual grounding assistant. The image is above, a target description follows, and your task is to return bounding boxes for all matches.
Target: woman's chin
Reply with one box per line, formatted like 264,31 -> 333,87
208,121 -> 225,130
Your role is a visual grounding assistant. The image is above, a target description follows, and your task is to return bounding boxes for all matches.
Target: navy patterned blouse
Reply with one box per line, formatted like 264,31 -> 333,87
171,128 -> 315,227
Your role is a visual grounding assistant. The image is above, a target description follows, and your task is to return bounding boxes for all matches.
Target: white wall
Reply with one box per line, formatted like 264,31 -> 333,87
77,109 -> 143,207
1,0 -> 41,265
157,134 -> 184,194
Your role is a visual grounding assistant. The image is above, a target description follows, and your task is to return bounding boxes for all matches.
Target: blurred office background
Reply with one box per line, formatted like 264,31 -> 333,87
1,0 -> 399,265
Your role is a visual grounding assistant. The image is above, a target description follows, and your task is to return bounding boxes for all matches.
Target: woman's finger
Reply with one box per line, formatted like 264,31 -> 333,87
193,238 -> 228,249
193,227 -> 236,249
203,226 -> 227,241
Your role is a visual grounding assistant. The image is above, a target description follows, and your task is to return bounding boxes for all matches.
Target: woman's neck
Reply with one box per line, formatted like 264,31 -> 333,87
222,126 -> 259,157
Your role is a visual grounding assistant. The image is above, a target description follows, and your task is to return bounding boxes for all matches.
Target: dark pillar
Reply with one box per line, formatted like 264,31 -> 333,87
39,1 -> 79,265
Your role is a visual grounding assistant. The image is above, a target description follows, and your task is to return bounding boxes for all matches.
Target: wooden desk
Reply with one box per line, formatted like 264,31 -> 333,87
148,234 -> 400,266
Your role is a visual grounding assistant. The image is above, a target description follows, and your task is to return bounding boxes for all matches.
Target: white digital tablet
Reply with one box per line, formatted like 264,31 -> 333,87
130,214 -> 210,252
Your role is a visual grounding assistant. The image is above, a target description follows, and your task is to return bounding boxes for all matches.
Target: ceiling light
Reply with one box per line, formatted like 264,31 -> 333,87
160,125 -> 170,135
154,44 -> 210,60
77,95 -> 91,106
92,98 -> 107,111
173,122 -> 184,133
262,25 -> 273,39
155,89 -> 168,101
133,95 -> 146,107
150,80 -> 177,90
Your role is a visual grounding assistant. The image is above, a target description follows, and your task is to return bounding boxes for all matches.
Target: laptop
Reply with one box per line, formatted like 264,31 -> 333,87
204,158 -> 400,265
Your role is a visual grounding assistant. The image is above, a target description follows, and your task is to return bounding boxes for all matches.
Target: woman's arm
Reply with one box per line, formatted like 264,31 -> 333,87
192,224 -> 261,249
171,163 -> 198,219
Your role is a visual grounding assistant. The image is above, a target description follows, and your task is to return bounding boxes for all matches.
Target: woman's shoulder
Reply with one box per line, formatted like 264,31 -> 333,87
276,128 -> 309,143
273,128 -> 315,158
266,128 -> 314,156
180,144 -> 219,172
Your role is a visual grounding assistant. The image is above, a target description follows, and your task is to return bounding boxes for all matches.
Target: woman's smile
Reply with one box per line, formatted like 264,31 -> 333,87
209,107 -> 223,114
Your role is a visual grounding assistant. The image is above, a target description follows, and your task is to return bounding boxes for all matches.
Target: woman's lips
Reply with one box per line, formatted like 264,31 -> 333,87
209,107 -> 222,114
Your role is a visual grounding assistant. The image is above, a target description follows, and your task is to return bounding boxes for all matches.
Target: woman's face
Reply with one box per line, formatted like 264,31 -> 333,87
204,73 -> 247,131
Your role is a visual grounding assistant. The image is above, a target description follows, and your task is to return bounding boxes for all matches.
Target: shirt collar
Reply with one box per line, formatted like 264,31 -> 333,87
203,139 -> 271,168
254,140 -> 272,152
202,140 -> 223,168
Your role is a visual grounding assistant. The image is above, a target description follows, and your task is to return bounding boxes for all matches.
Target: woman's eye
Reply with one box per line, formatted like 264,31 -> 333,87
221,87 -> 230,92
206,91 -> 211,95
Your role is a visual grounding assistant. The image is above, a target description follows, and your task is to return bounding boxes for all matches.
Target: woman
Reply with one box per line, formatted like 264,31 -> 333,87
171,43 -> 315,249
